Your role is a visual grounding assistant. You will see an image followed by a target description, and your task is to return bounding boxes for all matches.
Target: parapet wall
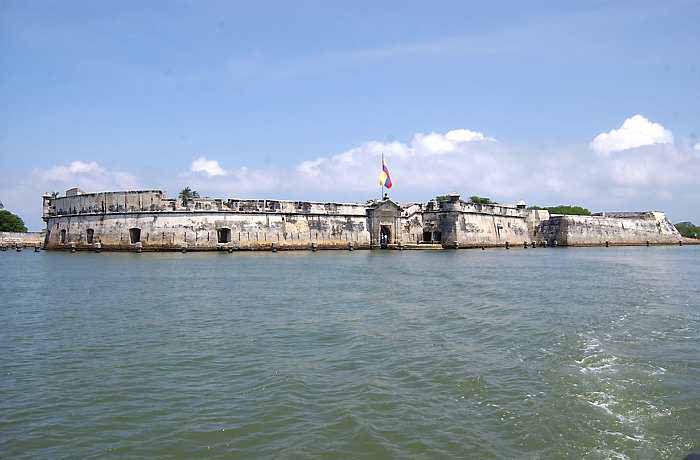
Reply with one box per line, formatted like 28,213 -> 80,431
46,190 -> 367,217
0,232 -> 44,246
50,191 -> 166,215
538,212 -> 683,246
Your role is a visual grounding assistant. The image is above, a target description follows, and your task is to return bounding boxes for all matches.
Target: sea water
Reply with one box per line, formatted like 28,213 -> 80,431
1,247 -> 698,459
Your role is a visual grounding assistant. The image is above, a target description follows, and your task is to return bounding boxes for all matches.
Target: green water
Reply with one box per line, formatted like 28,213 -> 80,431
1,247 -> 698,459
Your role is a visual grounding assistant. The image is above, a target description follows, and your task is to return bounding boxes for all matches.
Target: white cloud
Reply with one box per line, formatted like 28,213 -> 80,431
183,126 -> 700,226
446,128 -> 488,143
297,158 -> 326,176
2,160 -> 140,228
190,157 -> 226,176
590,114 -> 673,155
412,128 -> 492,154
35,160 -> 137,191
38,160 -> 104,182
694,143 -> 700,151
7,123 -> 700,231
188,128 -> 532,200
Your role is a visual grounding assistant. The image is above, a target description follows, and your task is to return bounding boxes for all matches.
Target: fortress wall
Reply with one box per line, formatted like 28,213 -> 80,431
235,200 -> 367,216
447,212 -> 530,247
0,231 -> 44,246
434,199 -> 531,247
44,211 -> 370,251
52,191 -> 165,215
539,212 -> 682,246
457,202 -> 526,218
399,204 -> 428,244
535,215 -> 562,244
409,211 -> 445,244
526,209 -> 551,239
41,189 -> 689,250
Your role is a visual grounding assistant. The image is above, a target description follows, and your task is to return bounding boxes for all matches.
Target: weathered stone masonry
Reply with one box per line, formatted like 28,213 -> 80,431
41,189 -> 687,251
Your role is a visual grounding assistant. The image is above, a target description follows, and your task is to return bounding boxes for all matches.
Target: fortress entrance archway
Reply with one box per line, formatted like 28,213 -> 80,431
367,198 -> 401,248
380,225 -> 391,249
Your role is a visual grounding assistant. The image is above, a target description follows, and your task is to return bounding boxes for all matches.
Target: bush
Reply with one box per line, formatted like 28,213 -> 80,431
528,205 -> 591,216
469,195 -> 492,205
675,222 -> 700,238
0,210 -> 28,232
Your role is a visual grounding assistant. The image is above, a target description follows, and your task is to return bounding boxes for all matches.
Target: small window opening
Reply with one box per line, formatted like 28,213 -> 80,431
86,229 -> 94,244
422,230 -> 432,242
217,228 -> 231,244
60,229 -> 67,244
129,228 -> 141,244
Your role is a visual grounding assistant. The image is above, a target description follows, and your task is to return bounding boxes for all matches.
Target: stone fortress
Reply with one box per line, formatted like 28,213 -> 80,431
38,188 -> 689,251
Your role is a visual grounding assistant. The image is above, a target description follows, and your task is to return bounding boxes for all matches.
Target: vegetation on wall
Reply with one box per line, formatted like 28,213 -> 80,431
469,196 -> 493,205
675,222 -> 699,238
0,210 -> 28,232
528,205 -> 591,216
178,187 -> 200,207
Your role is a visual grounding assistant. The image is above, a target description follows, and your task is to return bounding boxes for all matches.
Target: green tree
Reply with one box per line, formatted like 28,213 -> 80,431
0,210 -> 28,232
470,195 -> 492,205
528,205 -> 591,216
675,222 -> 700,238
178,187 -> 200,207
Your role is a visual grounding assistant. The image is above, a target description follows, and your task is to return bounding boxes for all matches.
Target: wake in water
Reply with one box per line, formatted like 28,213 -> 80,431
572,330 -> 681,459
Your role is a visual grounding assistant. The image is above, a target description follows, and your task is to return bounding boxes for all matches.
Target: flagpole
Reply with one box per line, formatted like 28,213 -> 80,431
380,152 -> 384,201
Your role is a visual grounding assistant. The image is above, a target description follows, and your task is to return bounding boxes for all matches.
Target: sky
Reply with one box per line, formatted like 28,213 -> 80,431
1,0 -> 699,230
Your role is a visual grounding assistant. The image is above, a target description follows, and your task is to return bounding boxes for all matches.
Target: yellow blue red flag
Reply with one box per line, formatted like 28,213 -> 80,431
378,157 -> 392,189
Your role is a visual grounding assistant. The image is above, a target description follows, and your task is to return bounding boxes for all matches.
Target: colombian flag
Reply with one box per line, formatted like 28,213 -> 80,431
379,158 -> 393,189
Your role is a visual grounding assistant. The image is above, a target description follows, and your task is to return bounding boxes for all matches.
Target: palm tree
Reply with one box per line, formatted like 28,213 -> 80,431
178,187 -> 200,207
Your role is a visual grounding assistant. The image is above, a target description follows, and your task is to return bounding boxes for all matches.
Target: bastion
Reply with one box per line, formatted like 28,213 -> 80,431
39,188 -> 687,251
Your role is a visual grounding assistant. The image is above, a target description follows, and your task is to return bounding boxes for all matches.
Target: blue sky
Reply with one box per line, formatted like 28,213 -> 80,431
1,0 -> 699,229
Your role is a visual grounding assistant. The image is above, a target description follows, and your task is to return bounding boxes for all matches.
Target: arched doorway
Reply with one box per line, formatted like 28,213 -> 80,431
380,225 -> 391,249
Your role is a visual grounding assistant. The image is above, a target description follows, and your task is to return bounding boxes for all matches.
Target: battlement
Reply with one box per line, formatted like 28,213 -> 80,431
43,189 -> 368,218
